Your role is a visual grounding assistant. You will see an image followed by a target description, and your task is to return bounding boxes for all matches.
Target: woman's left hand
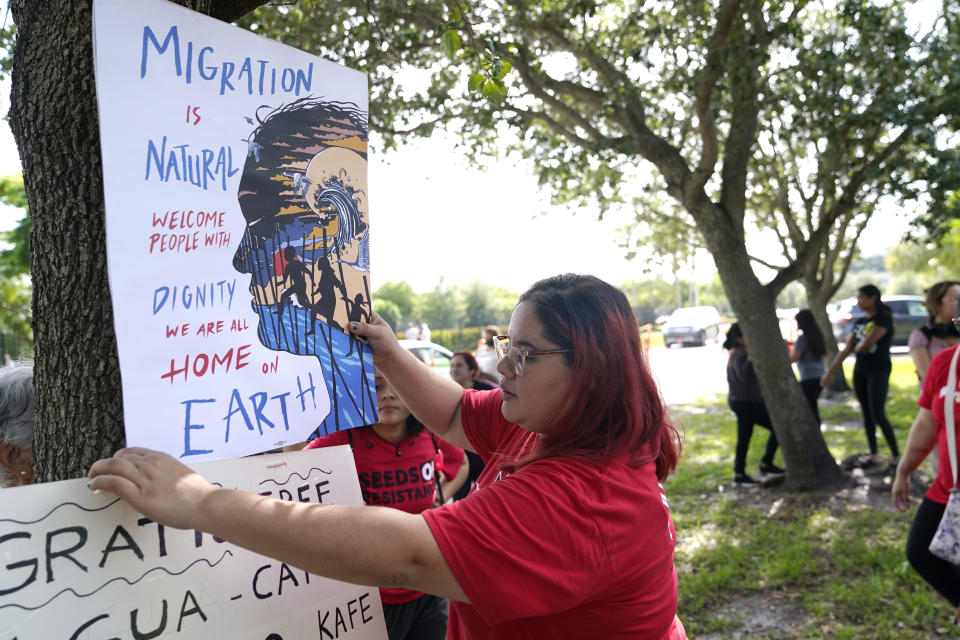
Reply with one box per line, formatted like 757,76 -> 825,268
892,471 -> 912,512
88,447 -> 216,530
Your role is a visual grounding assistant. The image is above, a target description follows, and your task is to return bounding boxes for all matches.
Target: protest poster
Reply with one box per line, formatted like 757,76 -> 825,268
0,447 -> 387,639
92,0 -> 377,463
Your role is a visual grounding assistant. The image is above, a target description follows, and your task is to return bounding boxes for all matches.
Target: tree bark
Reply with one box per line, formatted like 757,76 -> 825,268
803,278 -> 851,393
9,0 -> 122,482
8,0 -> 266,481
697,202 -> 845,490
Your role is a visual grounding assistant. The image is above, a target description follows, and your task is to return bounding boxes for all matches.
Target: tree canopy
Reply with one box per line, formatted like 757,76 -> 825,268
8,0 -> 956,488
238,0 -> 958,489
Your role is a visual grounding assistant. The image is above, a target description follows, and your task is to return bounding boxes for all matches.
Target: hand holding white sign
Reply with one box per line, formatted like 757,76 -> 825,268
89,447 -> 216,530
87,446 -> 469,603
3,449 -> 388,639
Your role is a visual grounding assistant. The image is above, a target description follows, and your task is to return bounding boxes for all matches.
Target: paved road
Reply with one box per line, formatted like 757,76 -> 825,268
647,344 -> 912,406
647,343 -> 729,405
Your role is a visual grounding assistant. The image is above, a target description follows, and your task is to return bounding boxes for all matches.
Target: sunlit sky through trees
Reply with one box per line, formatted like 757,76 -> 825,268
0,0 -> 928,293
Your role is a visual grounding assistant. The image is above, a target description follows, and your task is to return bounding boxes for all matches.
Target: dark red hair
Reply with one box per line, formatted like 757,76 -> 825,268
452,350 -> 480,374
501,274 -> 681,481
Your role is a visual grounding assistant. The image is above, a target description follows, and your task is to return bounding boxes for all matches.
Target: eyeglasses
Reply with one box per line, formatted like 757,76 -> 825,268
493,335 -> 572,376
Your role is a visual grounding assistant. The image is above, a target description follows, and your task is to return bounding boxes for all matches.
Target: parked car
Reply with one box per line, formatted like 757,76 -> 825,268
399,339 -> 454,374
662,306 -> 723,348
829,294 -> 927,347
777,308 -> 800,345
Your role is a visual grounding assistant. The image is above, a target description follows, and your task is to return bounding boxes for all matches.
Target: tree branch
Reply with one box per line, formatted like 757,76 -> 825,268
209,0 -> 271,22
506,105 -> 596,149
512,42 -> 610,144
690,0 -> 742,193
534,21 -> 635,97
373,111 -> 464,137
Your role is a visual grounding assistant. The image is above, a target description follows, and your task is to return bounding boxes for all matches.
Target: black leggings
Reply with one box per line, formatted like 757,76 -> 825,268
800,377 -> 822,426
853,361 -> 899,456
728,399 -> 779,475
382,594 -> 449,640
906,497 -> 960,606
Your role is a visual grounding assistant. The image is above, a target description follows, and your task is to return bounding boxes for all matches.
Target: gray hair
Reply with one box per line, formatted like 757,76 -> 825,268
0,360 -> 35,450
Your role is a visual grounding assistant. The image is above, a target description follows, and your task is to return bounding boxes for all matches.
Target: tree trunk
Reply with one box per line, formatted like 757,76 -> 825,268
697,205 -> 845,490
9,0 -> 123,482
8,0 -> 266,481
803,280 -> 851,393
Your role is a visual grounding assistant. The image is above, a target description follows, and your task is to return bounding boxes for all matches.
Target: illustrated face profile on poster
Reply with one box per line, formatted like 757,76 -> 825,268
93,0 -> 378,462
0,448 -> 388,639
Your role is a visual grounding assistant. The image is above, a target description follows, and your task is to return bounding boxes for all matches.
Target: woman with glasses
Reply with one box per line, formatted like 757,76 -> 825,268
893,310 -> 960,624
89,274 -> 687,639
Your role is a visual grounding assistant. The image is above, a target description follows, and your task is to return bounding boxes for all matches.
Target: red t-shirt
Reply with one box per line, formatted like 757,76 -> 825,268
918,345 -> 960,504
422,389 -> 685,639
306,426 -> 465,603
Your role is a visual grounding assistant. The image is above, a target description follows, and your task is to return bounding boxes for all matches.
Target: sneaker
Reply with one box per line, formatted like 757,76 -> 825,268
853,454 -> 881,469
734,473 -> 758,484
759,462 -> 785,475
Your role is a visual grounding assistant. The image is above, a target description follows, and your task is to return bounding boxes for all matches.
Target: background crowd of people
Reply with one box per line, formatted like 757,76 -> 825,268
720,280 -> 960,621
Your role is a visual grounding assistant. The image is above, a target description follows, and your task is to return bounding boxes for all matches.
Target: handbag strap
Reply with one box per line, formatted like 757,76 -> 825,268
945,346 -> 960,488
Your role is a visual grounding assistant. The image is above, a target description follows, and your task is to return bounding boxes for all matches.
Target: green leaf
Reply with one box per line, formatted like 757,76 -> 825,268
441,30 -> 462,59
494,60 -> 512,80
468,72 -> 485,92
481,79 -> 503,103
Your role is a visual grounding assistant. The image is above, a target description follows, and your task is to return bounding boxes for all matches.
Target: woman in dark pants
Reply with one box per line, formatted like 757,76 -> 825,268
791,309 -> 826,426
822,284 -> 899,466
724,323 -> 784,484
893,339 -> 960,625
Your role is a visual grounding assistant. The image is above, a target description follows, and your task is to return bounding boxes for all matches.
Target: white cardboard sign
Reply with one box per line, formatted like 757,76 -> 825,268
93,0 -> 378,464
0,448 -> 387,639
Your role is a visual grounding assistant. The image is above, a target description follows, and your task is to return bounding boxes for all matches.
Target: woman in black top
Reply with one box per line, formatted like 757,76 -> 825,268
724,324 -> 783,484
822,284 -> 899,466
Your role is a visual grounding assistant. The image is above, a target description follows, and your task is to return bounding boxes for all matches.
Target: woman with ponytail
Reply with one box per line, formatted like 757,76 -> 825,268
823,284 -> 900,466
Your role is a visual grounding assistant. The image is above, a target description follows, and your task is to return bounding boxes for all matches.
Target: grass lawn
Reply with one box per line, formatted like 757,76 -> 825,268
669,357 -> 958,639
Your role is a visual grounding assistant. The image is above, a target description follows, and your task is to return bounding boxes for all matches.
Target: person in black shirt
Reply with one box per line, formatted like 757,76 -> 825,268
724,324 -> 783,484
822,284 -> 899,466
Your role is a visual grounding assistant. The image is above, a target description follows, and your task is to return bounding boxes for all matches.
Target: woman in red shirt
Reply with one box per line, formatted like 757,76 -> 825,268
89,274 -> 687,639
306,372 -> 466,640
893,338 -> 960,622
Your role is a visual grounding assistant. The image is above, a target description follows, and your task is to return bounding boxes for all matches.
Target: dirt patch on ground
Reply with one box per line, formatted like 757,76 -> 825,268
723,452 -> 933,516
697,592 -> 811,640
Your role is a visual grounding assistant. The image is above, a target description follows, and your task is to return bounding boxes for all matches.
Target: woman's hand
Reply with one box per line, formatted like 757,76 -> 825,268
88,447 -> 216,530
819,371 -> 833,388
350,312 -> 404,360
892,470 -> 912,512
